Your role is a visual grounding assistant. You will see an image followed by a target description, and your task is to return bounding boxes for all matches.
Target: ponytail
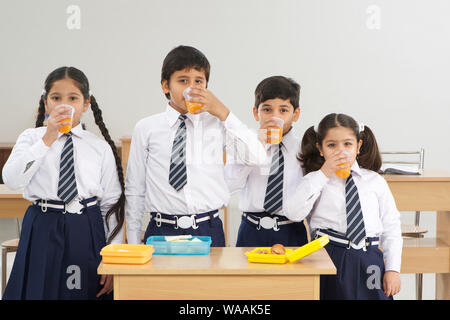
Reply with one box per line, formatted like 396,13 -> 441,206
298,113 -> 382,174
90,95 -> 126,244
358,125 -> 382,172
298,126 -> 324,174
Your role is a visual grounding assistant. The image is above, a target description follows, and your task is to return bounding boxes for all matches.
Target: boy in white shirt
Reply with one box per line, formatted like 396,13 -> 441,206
125,45 -> 268,246
225,76 -> 308,247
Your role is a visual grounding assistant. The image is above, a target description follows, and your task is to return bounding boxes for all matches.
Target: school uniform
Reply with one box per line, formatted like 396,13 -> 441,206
2,124 -> 122,300
125,104 -> 268,246
225,129 -> 308,247
284,161 -> 403,300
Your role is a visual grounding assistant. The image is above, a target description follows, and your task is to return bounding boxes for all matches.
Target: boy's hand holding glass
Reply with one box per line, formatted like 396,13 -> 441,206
320,150 -> 351,178
184,87 -> 230,121
258,117 -> 284,145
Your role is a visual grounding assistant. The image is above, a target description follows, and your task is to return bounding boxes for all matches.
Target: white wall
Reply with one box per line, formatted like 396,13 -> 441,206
1,0 -> 449,299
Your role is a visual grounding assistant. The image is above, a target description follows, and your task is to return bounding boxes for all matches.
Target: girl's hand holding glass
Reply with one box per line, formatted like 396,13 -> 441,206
42,105 -> 73,146
320,150 -> 351,178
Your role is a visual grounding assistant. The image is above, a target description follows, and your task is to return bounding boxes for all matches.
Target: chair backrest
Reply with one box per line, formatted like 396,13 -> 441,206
380,148 -> 425,170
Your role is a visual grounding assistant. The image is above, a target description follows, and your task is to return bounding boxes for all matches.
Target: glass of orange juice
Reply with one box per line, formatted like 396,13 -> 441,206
267,117 -> 284,144
183,87 -> 204,114
335,151 -> 351,179
56,104 -> 74,134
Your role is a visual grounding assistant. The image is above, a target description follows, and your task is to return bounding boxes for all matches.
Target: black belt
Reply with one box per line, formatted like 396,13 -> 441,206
315,229 -> 380,251
242,211 -> 296,231
35,196 -> 98,214
150,210 -> 219,229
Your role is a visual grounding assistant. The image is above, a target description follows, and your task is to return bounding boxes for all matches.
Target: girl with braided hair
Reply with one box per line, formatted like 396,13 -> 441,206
2,66 -> 124,300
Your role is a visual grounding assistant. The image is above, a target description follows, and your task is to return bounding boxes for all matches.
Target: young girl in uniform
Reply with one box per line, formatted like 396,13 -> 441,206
2,66 -> 125,300
284,113 -> 402,300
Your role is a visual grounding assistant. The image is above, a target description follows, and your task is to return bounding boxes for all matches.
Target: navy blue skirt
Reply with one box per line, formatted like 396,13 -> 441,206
321,241 -> 393,300
235,213 -> 308,247
2,203 -> 109,300
143,211 -> 226,247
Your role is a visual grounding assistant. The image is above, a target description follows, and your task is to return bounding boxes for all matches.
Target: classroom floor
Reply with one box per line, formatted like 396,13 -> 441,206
0,206 -> 437,300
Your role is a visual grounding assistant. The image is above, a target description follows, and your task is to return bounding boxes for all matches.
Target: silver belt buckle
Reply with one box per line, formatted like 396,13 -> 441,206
259,216 -> 275,230
65,200 -> 84,214
177,215 -> 194,229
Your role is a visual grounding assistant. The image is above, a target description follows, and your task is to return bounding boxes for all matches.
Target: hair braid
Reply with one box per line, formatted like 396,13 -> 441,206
35,95 -> 46,127
90,95 -> 125,243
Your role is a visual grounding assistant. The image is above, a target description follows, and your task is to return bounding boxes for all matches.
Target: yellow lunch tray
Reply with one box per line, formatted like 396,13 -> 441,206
245,235 -> 330,264
246,248 -> 294,264
286,235 -> 329,262
100,244 -> 154,264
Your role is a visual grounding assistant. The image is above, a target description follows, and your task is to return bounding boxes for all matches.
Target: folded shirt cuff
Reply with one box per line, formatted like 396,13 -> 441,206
385,259 -> 401,273
126,230 -> 142,244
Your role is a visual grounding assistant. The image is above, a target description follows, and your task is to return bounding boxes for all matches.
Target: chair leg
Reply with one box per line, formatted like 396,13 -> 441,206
414,211 -> 421,226
416,273 -> 423,300
16,218 -> 21,237
2,247 -> 7,296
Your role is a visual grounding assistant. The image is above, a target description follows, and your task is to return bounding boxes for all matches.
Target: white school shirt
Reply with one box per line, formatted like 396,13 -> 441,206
2,124 -> 123,244
125,104 -> 269,244
284,161 -> 403,272
225,128 -> 304,217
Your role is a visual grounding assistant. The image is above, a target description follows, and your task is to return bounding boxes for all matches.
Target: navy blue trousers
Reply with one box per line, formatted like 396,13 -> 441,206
3,204 -> 111,300
321,242 -> 393,300
143,211 -> 225,247
235,214 -> 308,247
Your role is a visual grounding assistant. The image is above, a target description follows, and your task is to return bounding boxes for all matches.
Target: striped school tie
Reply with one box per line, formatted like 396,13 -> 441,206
57,132 -> 78,203
345,172 -> 366,245
169,114 -> 187,191
263,143 -> 284,213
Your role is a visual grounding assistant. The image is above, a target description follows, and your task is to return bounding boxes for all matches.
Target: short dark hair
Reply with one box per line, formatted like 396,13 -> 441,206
254,76 -> 300,110
161,45 -> 211,99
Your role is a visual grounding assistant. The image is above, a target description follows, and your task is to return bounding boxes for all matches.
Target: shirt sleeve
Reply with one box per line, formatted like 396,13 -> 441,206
124,122 -> 148,244
223,138 -> 255,194
2,128 -> 50,190
284,169 -> 329,222
223,112 -> 269,167
99,145 -> 124,244
378,177 -> 403,272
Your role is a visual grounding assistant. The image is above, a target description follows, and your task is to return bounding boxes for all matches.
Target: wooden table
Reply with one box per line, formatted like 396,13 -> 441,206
98,247 -> 336,300
120,135 -> 450,299
384,169 -> 450,299
0,185 -> 30,218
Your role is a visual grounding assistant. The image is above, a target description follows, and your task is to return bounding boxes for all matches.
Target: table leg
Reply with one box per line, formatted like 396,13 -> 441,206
436,211 -> 450,300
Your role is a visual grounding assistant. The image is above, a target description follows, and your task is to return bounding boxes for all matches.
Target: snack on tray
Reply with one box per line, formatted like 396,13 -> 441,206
270,244 -> 286,255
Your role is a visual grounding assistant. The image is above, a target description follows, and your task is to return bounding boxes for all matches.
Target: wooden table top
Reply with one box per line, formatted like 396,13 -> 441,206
0,143 -> 15,149
382,169 -> 450,181
98,247 -> 336,276
0,184 -> 24,199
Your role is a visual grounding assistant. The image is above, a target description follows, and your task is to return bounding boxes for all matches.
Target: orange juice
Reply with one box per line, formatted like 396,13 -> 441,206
267,126 -> 283,144
185,100 -> 204,114
183,87 -> 204,114
335,163 -> 350,179
57,105 -> 74,134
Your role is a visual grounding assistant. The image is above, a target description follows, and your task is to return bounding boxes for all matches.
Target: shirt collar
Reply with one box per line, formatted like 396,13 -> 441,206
350,160 -> 363,177
265,126 -> 297,154
280,127 -> 297,154
58,123 -> 83,139
166,103 -> 199,128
